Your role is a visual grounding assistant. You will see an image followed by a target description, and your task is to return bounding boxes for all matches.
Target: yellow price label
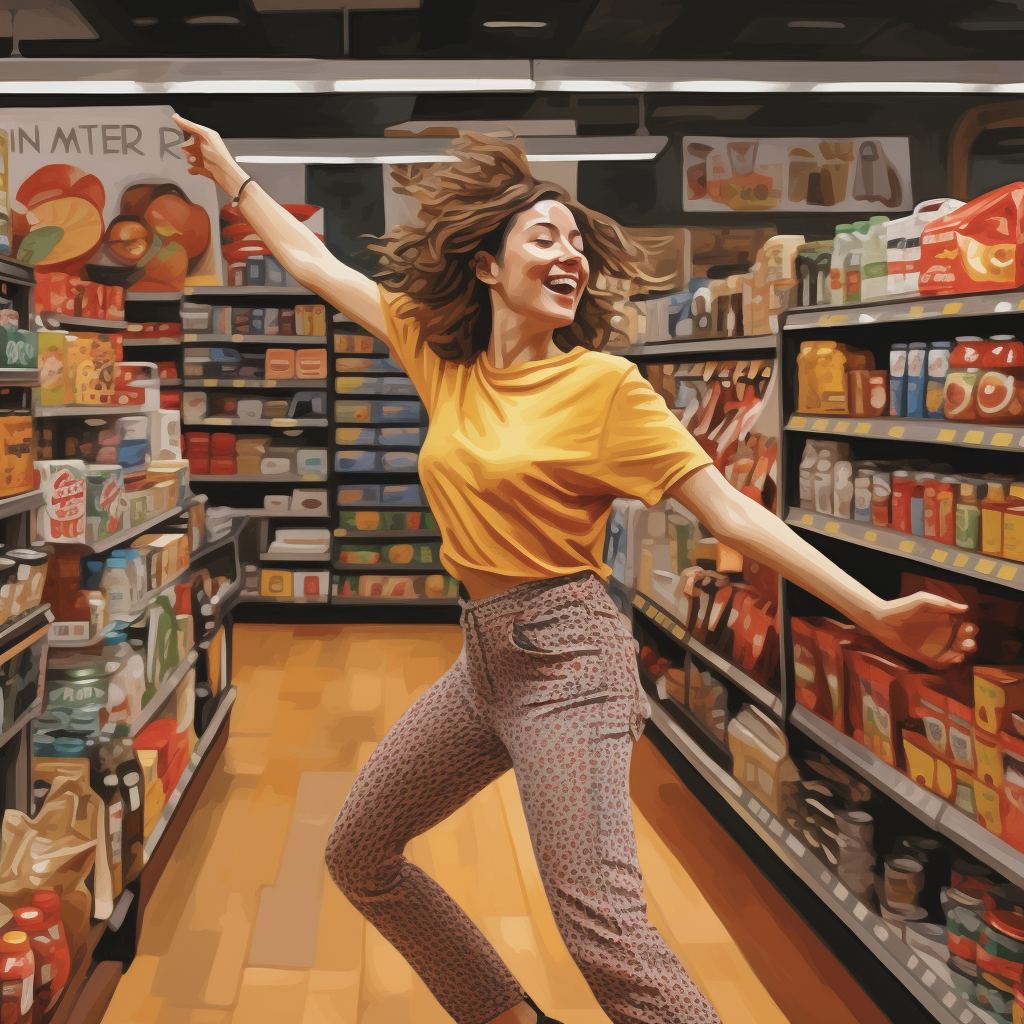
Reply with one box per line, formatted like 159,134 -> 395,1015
632,595 -> 644,609
953,553 -> 970,567
233,379 -> 245,387
993,432 -> 1013,447
270,418 -> 299,427
937,429 -> 957,442
204,417 -> 231,426
899,540 -> 916,553
931,549 -> 949,563
909,305 -> 925,318
943,302 -> 963,315
854,422 -> 872,434
888,425 -> 905,438
790,416 -> 807,428
1017,296 -> 1024,309
812,419 -> 829,431
864,531 -> 877,542
825,521 -> 840,534
184,333 -> 197,342
265,380 -> 277,388
672,625 -> 685,641
818,315 -> 831,327
230,334 -> 243,343
833,420 -> 849,432
802,514 -> 814,525
964,430 -> 984,445
997,564 -> 1019,581
828,315 -> 849,325
976,559 -> 996,574
202,378 -> 217,388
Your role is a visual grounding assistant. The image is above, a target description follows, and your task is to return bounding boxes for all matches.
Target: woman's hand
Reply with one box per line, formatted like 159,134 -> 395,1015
862,592 -> 977,669
172,114 -> 247,197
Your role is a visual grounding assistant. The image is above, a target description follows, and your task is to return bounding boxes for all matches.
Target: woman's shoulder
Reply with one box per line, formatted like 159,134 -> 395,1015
575,347 -> 641,387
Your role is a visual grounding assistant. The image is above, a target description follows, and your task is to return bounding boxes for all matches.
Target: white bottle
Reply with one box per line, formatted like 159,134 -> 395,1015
860,216 -> 890,301
843,222 -> 871,304
104,635 -> 147,725
100,558 -> 133,621
829,224 -> 855,305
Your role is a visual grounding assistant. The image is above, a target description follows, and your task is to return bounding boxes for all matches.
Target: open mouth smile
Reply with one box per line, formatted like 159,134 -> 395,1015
544,273 -> 580,297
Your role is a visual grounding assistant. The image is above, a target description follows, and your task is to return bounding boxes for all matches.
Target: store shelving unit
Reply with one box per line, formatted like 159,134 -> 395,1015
786,413 -> 1024,453
191,473 -> 322,484
624,333 -> 777,359
187,378 -> 328,389
184,333 -> 327,346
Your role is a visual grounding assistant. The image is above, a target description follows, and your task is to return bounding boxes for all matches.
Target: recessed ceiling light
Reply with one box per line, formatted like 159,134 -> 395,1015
184,15 -> 241,25
788,20 -> 846,29
482,21 -> 547,30
132,16 -> 159,26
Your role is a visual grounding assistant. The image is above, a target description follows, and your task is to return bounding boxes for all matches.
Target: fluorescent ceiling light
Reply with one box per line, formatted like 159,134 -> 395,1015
1,79 -> 144,94
533,60 -> 1024,94
228,135 -> 667,165
482,21 -> 547,29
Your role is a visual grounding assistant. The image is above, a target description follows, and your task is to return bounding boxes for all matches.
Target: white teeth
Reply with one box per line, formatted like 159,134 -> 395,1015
546,276 -> 577,290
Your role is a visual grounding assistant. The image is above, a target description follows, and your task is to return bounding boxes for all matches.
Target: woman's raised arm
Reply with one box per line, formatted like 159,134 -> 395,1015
172,114 -> 389,343
670,464 -> 978,670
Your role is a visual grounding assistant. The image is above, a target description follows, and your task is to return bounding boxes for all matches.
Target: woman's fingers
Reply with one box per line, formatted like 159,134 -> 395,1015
172,113 -> 208,139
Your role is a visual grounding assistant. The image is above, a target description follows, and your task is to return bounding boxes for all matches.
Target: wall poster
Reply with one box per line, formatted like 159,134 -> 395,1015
683,136 -> 912,214
2,105 -> 222,291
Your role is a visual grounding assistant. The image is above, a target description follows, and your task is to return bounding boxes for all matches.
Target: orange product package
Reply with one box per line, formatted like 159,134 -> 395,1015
0,415 -> 33,498
843,648 -> 911,766
920,182 -> 1024,295
65,333 -> 116,405
796,341 -> 874,415
1000,729 -> 1024,853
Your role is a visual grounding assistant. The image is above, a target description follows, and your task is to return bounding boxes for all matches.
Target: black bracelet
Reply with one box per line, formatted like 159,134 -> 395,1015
233,176 -> 254,205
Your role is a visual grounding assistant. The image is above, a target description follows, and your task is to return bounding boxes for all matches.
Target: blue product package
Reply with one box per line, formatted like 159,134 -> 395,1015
383,484 -> 422,504
668,290 -> 694,337
905,342 -> 927,418
382,451 -> 418,472
335,451 -> 376,473
379,428 -> 421,447
117,439 -> 150,468
382,376 -> 417,396
910,478 -> 926,536
337,485 -> 381,505
374,401 -> 420,423
210,347 -> 242,367
246,256 -> 266,286
889,343 -> 907,417
264,256 -> 287,287
250,308 -> 266,335
82,558 -> 105,590
379,356 -> 404,372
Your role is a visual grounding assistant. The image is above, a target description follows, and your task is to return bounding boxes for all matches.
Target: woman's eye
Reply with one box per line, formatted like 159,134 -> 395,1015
534,237 -> 554,247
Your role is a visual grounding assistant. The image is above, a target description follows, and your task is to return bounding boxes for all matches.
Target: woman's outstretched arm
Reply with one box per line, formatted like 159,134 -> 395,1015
670,464 -> 978,669
172,114 -> 389,342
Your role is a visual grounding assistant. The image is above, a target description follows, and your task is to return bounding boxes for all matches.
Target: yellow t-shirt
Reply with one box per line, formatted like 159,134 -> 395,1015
378,288 -> 713,599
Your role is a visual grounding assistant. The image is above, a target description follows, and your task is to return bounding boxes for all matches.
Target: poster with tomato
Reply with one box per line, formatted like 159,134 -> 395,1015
3,106 -> 222,291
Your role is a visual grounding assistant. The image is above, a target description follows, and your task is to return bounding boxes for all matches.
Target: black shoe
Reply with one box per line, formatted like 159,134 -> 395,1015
523,992 -> 565,1024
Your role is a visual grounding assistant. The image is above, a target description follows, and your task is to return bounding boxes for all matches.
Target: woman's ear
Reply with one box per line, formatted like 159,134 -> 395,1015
473,251 -> 500,285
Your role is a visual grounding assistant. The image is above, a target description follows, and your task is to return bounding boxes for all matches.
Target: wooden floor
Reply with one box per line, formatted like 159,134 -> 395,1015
99,624 -> 878,1024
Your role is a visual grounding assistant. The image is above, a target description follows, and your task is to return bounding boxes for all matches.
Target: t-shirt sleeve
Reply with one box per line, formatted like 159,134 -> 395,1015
598,363 -> 713,505
377,285 -> 445,414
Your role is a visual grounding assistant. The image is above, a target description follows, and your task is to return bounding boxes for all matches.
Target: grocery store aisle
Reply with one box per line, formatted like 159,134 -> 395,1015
101,623 -> 817,1024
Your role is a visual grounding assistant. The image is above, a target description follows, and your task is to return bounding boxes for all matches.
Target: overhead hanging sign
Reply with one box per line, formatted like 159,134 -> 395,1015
683,135 -> 913,214
2,104 -> 222,289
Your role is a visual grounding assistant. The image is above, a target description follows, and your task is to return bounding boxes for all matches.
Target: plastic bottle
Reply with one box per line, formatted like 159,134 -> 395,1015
103,633 -> 146,726
111,549 -> 145,607
890,343 -> 908,416
99,558 -> 132,622
860,216 -> 891,301
112,724 -> 145,884
830,224 -> 855,305
926,342 -> 952,419
28,892 -> 69,1018
956,482 -> 983,550
0,930 -> 34,1024
843,221 -> 870,303
906,341 -> 928,418
90,737 -> 124,897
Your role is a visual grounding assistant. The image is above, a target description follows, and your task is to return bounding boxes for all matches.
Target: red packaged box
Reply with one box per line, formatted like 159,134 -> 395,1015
160,390 -> 182,411
134,719 -> 189,797
210,432 -> 236,456
843,648 -> 911,765
210,456 -> 237,475
183,432 -> 210,454
188,456 -> 210,475
920,183 -> 1024,295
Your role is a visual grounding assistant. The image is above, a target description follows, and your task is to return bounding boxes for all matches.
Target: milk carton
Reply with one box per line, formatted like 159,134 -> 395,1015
887,199 -> 965,297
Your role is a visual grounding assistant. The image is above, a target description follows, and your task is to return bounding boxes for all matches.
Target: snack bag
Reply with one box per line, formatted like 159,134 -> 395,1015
920,183 -> 1024,295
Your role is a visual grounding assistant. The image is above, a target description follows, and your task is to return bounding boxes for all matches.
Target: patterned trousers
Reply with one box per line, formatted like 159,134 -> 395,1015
325,571 -> 722,1024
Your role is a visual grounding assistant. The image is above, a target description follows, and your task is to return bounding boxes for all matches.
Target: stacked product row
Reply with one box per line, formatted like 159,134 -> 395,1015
218,199 -> 323,287
180,302 -> 326,337
793,573 -> 1024,855
182,390 -> 327,425
183,432 -> 326,480
797,439 -> 1024,559
797,336 -> 1024,423
183,346 -> 327,382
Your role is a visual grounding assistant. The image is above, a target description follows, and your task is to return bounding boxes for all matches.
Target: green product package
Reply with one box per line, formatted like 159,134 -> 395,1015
0,327 -> 38,369
147,595 -> 181,687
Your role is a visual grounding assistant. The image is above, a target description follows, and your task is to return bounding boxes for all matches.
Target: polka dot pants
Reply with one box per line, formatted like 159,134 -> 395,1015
326,572 -> 722,1024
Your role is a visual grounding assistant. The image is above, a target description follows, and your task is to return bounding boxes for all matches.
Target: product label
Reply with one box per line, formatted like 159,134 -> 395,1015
40,964 -> 51,985
863,261 -> 888,280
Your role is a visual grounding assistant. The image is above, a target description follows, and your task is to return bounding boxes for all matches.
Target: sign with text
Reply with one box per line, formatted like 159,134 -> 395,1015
3,105 -> 222,288
683,136 -> 913,214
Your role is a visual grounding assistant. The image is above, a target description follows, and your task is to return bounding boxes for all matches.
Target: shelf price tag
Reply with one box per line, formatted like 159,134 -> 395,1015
953,553 -> 970,567
833,420 -> 849,432
812,419 -> 829,431
937,429 -> 957,442
825,521 -> 840,534
888,425 -> 905,438
964,431 -> 985,445
854,422 -> 872,434
801,514 -> 814,526
233,379 -> 245,387
997,564 -> 1018,582
184,333 -> 197,342
975,559 -> 996,575
203,379 -> 217,388
943,302 -> 963,315
992,433 -> 1013,447
899,540 -> 916,553
672,625 -> 685,641
908,305 -> 925,318
864,531 -> 877,542
790,416 -> 807,429
931,549 -> 949,564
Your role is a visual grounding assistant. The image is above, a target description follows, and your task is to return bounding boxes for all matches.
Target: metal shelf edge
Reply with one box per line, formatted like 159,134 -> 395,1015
128,650 -> 200,738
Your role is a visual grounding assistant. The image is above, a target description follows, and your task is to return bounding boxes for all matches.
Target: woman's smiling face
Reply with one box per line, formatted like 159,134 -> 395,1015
475,199 -> 590,328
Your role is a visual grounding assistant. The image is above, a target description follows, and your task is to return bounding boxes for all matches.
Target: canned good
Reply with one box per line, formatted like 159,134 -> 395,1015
978,969 -> 1016,1021
6,548 -> 47,618
949,954 -> 980,1003
45,656 -> 110,715
948,905 -> 984,961
979,911 -> 1024,985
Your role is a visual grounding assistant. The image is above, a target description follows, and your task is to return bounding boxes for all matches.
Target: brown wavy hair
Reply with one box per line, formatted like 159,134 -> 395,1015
371,132 -> 661,362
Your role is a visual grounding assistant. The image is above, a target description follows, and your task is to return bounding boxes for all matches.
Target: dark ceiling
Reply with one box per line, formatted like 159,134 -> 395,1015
13,0 -> 1024,61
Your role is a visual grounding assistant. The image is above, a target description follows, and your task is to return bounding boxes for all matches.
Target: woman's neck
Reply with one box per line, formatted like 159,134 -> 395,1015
486,295 -> 560,368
